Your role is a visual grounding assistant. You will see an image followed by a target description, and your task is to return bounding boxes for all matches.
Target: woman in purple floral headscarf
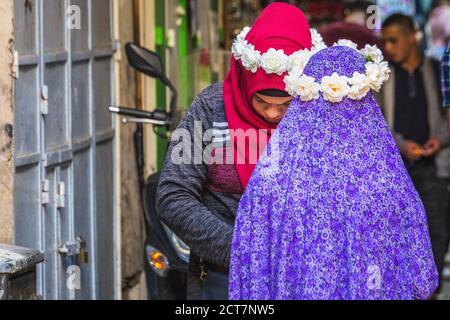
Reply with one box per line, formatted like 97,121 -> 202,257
228,43 -> 439,300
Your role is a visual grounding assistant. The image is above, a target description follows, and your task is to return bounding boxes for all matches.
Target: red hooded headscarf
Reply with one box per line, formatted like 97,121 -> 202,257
223,2 -> 312,190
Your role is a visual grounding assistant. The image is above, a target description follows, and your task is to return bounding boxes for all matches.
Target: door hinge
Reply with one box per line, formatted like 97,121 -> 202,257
12,50 -> 19,79
57,181 -> 65,209
41,179 -> 50,205
175,6 -> 186,27
40,85 -> 49,116
167,28 -> 176,48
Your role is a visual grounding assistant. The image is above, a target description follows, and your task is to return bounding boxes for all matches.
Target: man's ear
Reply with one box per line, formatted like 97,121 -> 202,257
414,29 -> 423,45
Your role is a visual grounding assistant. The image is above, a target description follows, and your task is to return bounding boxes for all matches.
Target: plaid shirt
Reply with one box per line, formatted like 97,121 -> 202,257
442,42 -> 450,108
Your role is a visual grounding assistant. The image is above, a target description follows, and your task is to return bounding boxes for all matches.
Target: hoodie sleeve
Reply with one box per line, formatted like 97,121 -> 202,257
155,88 -> 233,267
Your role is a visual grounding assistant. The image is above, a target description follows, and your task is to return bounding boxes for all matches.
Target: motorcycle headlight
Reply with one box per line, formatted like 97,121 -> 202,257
146,246 -> 170,278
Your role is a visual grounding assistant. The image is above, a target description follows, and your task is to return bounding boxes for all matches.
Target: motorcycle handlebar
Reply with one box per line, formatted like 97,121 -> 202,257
109,106 -> 170,123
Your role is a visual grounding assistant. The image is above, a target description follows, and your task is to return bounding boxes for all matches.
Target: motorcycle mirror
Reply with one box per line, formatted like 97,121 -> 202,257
125,43 -> 165,81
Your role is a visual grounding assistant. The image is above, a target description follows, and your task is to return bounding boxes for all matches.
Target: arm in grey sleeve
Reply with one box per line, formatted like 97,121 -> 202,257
434,112 -> 450,148
156,94 -> 232,267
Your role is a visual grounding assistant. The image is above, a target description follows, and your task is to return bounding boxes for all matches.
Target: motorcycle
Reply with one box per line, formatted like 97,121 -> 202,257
109,43 -> 190,300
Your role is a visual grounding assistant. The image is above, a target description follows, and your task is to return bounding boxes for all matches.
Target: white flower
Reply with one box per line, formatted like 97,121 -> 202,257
361,44 -> 384,63
261,48 -> 289,75
231,40 -> 247,61
311,41 -> 328,54
366,61 -> 390,92
286,49 -> 312,75
284,73 -> 302,96
284,73 -> 320,101
321,72 -> 350,103
295,75 -> 321,101
348,72 -> 371,100
237,26 -> 251,42
240,44 -> 262,73
334,39 -> 358,50
311,29 -> 325,49
232,26 -> 261,73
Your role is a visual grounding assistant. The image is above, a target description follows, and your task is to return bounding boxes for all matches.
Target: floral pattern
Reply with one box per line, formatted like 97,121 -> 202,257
228,46 -> 438,300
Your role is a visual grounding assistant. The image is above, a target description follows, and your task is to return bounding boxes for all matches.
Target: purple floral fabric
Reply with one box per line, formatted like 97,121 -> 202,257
228,46 -> 439,300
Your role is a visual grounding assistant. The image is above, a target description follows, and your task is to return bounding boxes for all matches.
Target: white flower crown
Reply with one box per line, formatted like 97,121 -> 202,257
231,27 -> 391,102
232,27 -> 326,75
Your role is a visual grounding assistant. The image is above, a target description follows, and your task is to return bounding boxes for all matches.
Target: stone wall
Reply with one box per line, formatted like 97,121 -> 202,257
115,0 -> 147,299
0,0 -> 14,245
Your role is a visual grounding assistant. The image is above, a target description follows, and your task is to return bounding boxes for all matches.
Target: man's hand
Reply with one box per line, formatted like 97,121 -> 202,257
421,137 -> 441,157
402,140 -> 423,161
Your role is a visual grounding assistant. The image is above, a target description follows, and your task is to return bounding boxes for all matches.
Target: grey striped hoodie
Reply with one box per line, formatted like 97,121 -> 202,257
156,82 -> 244,300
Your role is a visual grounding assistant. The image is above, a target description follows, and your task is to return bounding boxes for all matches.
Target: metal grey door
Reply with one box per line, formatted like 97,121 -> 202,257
13,0 -> 116,300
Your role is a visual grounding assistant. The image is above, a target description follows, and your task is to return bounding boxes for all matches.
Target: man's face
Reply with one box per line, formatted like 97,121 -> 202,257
252,92 -> 293,124
382,25 -> 417,63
